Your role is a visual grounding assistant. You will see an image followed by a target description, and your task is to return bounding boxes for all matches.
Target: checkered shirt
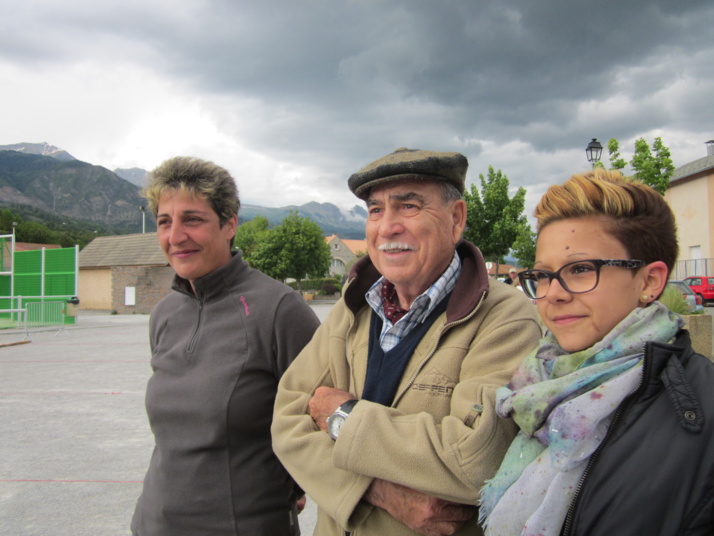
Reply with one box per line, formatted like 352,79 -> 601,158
365,252 -> 461,352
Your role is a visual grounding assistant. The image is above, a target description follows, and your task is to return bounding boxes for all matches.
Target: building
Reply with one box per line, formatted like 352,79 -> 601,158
14,242 -> 61,252
79,233 -> 173,314
325,234 -> 367,278
666,140 -> 714,279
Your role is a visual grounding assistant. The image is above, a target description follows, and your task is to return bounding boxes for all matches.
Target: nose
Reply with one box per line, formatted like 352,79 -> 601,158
168,221 -> 188,245
378,207 -> 405,237
544,276 -> 572,303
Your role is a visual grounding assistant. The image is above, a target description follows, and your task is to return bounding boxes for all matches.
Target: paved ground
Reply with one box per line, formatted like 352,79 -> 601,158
0,304 -> 334,536
2,304 -> 712,535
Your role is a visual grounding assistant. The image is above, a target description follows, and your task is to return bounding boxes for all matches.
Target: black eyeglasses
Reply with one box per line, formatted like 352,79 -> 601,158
518,259 -> 646,300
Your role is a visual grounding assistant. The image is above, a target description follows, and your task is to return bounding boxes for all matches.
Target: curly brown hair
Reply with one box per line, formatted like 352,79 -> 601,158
142,156 -> 240,226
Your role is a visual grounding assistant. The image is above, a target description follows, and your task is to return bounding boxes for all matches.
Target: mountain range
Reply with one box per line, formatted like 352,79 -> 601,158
0,142 -> 367,238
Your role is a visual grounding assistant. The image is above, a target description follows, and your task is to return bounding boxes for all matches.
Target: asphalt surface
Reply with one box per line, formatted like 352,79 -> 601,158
0,304 -> 334,536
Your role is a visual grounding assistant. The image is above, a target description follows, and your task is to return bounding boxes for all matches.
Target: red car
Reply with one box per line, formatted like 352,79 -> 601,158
682,276 -> 714,305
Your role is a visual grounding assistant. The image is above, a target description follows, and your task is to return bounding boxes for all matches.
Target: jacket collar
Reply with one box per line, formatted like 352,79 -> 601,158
344,240 -> 490,323
172,250 -> 247,300
644,330 -> 695,379
643,330 -> 703,433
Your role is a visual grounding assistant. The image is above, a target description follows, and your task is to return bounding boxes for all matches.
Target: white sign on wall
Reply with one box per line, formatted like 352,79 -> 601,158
125,286 -> 136,306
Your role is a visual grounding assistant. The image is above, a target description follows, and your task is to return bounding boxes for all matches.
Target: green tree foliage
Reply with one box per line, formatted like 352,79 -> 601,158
511,223 -> 537,269
0,207 -> 98,248
234,215 -> 270,259
463,166 -> 528,268
630,137 -> 675,195
16,221 -> 53,244
249,211 -> 331,291
605,137 -> 675,195
606,138 -> 627,170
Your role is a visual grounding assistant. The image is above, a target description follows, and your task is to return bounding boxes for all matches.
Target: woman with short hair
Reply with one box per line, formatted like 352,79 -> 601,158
131,156 -> 320,535
480,169 -> 714,535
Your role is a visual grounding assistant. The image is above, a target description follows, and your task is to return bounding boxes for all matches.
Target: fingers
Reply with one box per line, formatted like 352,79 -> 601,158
296,495 -> 307,514
437,502 -> 476,523
418,520 -> 465,536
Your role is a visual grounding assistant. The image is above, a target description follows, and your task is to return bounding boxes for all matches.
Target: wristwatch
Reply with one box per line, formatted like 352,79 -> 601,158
326,399 -> 359,440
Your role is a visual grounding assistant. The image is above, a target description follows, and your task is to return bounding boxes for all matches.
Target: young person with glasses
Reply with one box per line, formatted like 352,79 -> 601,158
480,169 -> 714,535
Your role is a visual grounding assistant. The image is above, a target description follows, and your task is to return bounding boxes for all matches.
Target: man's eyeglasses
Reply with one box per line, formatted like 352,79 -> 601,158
518,259 -> 646,300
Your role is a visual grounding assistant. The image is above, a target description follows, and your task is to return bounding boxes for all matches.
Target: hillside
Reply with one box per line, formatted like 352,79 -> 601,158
0,142 -> 76,161
0,150 -> 147,231
0,146 -> 367,238
114,167 -> 149,187
240,202 -> 366,239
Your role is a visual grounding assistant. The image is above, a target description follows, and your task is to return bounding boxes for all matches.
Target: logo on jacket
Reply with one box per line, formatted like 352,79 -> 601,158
411,367 -> 457,397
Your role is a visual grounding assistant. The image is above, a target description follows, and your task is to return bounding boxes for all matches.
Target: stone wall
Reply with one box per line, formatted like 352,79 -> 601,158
328,236 -> 358,277
684,314 -> 713,360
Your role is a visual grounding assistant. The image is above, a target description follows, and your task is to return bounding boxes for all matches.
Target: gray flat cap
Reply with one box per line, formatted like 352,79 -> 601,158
348,148 -> 468,199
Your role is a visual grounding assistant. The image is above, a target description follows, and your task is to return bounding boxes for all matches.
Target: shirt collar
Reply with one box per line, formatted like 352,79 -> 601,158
366,251 -> 461,323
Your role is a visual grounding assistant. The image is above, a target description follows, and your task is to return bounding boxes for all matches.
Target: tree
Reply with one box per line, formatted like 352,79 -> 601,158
234,215 -> 270,260
605,137 -> 675,195
250,211 -> 331,291
630,137 -> 675,195
463,166 -> 527,272
16,221 -> 55,244
606,138 -> 627,170
511,223 -> 537,269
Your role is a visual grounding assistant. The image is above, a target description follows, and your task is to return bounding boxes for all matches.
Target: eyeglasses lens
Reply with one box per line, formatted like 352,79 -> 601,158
523,261 -> 599,299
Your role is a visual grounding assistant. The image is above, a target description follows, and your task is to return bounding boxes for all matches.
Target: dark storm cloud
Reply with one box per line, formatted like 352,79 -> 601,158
1,0 -> 713,206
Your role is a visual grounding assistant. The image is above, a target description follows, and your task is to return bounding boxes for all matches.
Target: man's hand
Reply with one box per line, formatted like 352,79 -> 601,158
364,479 -> 476,536
308,386 -> 355,432
296,495 -> 307,514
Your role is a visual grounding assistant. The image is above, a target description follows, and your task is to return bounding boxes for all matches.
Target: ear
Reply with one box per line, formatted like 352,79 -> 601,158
450,199 -> 467,243
223,214 -> 238,241
640,261 -> 668,304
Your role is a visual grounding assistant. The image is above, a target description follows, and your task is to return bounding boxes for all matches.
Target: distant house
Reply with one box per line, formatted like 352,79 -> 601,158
14,242 -> 61,252
666,140 -> 714,279
325,234 -> 367,277
79,233 -> 173,314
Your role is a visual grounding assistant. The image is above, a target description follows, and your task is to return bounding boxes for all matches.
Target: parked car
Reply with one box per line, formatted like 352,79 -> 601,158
682,276 -> 714,305
667,281 -> 704,313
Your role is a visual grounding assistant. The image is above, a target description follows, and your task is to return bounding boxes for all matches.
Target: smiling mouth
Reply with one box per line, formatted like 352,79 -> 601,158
551,315 -> 582,324
378,242 -> 415,254
172,249 -> 197,257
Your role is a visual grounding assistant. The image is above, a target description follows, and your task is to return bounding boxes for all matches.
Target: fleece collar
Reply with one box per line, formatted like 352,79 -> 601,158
344,240 -> 489,324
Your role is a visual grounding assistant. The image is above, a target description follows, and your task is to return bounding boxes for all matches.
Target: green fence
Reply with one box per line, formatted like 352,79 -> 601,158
0,239 -> 78,326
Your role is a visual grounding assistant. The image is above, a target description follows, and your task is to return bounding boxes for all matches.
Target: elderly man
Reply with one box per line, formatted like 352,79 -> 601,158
272,148 -> 541,536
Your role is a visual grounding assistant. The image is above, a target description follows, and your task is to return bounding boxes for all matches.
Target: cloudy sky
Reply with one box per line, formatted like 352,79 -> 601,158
2,0 -> 713,217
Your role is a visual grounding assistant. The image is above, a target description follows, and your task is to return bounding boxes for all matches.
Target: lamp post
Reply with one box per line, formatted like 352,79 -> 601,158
140,205 -> 146,234
585,138 -> 603,169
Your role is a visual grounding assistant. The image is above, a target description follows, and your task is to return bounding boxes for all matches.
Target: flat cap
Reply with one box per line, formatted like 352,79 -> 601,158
348,148 -> 468,199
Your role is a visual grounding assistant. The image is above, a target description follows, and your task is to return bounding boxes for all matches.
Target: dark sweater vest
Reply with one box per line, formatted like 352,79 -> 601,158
362,294 -> 450,406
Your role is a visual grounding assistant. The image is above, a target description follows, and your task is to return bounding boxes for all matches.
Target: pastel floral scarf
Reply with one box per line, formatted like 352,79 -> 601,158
479,302 -> 684,536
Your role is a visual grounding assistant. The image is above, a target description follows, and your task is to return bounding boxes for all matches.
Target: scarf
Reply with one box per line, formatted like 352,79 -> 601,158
381,279 -> 409,324
480,302 -> 684,536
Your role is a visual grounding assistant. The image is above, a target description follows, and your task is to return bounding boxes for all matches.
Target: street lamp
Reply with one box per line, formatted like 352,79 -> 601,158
140,205 -> 146,234
585,138 -> 603,169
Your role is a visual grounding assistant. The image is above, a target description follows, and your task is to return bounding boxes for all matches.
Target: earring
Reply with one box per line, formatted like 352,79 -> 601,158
641,294 -> 650,302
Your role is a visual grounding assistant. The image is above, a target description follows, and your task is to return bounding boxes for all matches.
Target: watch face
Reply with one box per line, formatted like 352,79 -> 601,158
327,413 -> 346,439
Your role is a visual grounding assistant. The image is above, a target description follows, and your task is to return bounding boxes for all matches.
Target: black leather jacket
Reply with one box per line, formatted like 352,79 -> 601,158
562,330 -> 714,535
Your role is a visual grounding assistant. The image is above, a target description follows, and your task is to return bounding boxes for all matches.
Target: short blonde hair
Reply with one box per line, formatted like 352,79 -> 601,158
142,156 -> 240,226
535,169 -> 678,273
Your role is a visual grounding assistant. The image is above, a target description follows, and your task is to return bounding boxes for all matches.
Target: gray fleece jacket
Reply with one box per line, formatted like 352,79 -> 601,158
131,251 -> 320,536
